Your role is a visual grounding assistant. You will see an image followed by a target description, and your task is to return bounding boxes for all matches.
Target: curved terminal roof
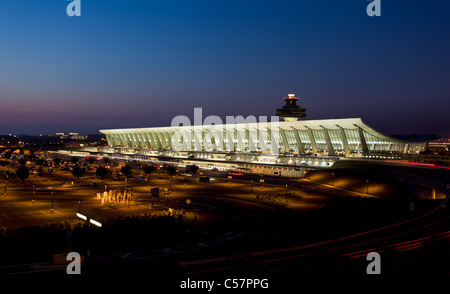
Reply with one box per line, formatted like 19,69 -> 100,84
100,117 -> 427,144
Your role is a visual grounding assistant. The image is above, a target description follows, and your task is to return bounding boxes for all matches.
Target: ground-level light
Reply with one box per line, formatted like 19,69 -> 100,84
76,212 -> 102,227
77,212 -> 87,220
89,218 -> 102,227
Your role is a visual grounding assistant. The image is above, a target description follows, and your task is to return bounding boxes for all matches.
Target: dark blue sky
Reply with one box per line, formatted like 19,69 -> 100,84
0,0 -> 449,136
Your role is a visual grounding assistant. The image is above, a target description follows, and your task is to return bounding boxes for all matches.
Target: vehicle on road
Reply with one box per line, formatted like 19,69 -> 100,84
199,176 -> 210,183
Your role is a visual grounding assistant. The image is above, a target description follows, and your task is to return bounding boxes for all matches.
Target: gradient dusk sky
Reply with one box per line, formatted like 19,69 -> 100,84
0,0 -> 449,136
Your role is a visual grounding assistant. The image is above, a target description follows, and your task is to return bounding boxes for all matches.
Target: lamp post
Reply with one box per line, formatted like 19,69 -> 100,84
4,174 -> 8,196
165,193 -> 169,211
251,180 -> 253,195
285,183 -> 288,201
331,172 -> 334,186
51,191 -> 54,213
32,184 -> 35,203
366,179 -> 369,194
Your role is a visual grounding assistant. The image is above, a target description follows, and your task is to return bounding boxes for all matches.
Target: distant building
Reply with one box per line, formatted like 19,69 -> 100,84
51,132 -> 87,140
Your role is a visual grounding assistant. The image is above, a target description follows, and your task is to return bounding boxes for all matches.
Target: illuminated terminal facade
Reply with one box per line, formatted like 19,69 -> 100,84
99,94 -> 432,159
100,117 -> 431,158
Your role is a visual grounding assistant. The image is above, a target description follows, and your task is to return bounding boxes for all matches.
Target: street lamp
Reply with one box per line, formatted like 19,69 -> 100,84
366,179 -> 369,194
251,180 -> 253,194
331,172 -> 334,186
32,184 -> 35,203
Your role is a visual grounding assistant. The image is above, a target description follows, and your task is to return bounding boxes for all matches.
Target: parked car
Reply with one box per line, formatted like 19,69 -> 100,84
199,176 -> 210,183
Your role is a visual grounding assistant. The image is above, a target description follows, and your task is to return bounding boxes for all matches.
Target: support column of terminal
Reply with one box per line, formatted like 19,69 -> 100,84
225,128 -> 235,152
338,126 -> 351,157
292,128 -> 305,154
403,143 -> 410,154
267,127 -> 279,154
357,126 -> 369,155
306,127 -> 319,154
280,129 -> 290,153
193,128 -> 202,151
152,133 -> 162,149
118,132 -> 127,147
321,126 -> 335,155
236,129 -> 246,152
247,128 -> 257,152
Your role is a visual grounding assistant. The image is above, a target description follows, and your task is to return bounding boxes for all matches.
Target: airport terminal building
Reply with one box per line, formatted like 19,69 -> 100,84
100,117 -> 431,158
99,95 -> 433,163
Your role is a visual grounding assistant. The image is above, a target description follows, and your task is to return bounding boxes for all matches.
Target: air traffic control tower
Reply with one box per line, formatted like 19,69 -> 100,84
276,93 -> 307,122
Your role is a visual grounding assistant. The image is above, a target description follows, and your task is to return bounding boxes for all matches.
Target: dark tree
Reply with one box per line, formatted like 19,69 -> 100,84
70,157 -> 79,165
143,165 -> 155,177
35,159 -> 45,166
26,153 -> 36,162
16,166 -> 29,186
187,164 -> 199,176
143,165 -> 155,185
18,159 -> 27,166
87,157 -> 95,165
71,166 -> 86,179
102,157 -> 110,165
120,165 -> 133,177
166,165 -> 177,179
53,157 -> 62,166
71,166 -> 86,187
3,151 -> 12,159
0,160 -> 8,168
96,166 -> 109,182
